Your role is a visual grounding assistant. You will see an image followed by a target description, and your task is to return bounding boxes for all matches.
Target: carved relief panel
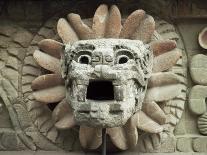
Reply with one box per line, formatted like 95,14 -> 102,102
0,3 -> 189,153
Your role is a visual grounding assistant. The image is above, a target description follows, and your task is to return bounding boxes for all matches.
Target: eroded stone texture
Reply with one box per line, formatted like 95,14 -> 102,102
63,39 -> 153,127
189,85 -> 207,115
190,54 -> 207,85
198,112 -> 207,135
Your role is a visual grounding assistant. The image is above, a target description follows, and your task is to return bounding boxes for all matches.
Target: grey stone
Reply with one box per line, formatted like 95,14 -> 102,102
177,138 -> 193,152
198,112 -> 207,135
190,54 -> 207,85
193,137 -> 207,152
63,39 -> 153,127
12,30 -> 33,47
189,85 -> 207,115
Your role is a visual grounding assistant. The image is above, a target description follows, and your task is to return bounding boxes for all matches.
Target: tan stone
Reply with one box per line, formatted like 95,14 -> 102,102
119,9 -> 145,39
153,49 -> 182,73
55,113 -> 75,130
52,99 -> 72,122
142,101 -> 167,125
38,39 -> 63,59
131,111 -> 163,133
33,86 -> 65,103
107,127 -> 128,150
67,13 -> 95,40
148,72 -> 181,88
33,50 -> 61,74
57,18 -> 78,43
124,119 -> 138,148
79,126 -> 102,149
198,112 -> 207,135
31,74 -> 64,90
131,15 -> 155,43
92,4 -> 108,38
145,84 -> 184,102
150,40 -> 177,56
105,5 -> 121,38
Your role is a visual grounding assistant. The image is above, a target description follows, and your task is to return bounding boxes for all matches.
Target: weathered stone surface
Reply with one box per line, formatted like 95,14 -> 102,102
31,74 -> 64,90
0,102 -> 12,128
142,101 -> 167,125
33,86 -> 66,103
190,54 -> 207,85
144,84 -> 184,102
119,9 -> 145,39
0,2 -> 188,152
38,39 -> 63,59
189,85 -> 207,115
67,14 -> 95,40
2,68 -> 19,90
63,39 -> 153,128
153,49 -> 182,72
107,127 -> 128,150
57,18 -> 78,43
176,138 -> 192,152
6,56 -> 19,70
193,137 -> 207,152
0,23 -> 17,37
131,15 -> 155,43
131,111 -> 163,133
12,30 -> 33,47
55,113 -> 75,130
148,72 -> 181,88
7,47 -> 26,61
150,40 -> 176,56
79,126 -> 102,149
38,27 -> 55,39
52,99 -> 71,122
198,112 -> 207,135
105,5 -> 121,38
33,50 -> 61,74
92,4 -> 108,38
1,132 -> 21,150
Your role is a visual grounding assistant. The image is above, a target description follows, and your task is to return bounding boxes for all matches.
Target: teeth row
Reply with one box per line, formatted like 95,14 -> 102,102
77,103 -> 123,113
114,85 -> 124,101
136,86 -> 144,95
77,84 -> 87,102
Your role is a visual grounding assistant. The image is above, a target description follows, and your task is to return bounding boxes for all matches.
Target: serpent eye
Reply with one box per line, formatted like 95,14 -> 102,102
117,55 -> 129,64
78,55 -> 91,64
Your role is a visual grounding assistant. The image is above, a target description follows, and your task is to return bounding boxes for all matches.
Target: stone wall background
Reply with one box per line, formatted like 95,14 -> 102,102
0,0 -> 207,153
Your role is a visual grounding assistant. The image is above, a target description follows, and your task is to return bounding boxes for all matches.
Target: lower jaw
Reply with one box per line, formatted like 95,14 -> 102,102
71,99 -> 136,128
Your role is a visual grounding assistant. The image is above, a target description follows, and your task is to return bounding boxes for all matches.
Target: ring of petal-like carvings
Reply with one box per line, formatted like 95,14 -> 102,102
22,4 -> 187,152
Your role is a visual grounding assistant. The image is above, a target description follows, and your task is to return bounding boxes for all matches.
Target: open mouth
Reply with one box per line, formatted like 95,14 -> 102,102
86,80 -> 114,101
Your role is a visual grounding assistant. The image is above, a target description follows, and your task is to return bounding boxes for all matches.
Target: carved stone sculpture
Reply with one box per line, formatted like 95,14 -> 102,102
31,4 -> 186,151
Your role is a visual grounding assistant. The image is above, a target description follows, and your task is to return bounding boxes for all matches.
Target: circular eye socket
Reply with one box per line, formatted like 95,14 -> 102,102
78,55 -> 91,64
118,55 -> 129,64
